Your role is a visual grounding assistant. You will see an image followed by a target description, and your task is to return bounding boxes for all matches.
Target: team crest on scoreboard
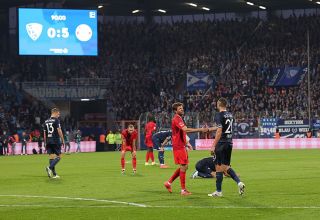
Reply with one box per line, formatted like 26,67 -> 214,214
26,23 -> 43,41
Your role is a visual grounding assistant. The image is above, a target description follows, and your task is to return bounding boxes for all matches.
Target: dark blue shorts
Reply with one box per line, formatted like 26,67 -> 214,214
215,142 -> 232,166
46,144 -> 62,155
152,137 -> 161,150
195,162 -> 214,174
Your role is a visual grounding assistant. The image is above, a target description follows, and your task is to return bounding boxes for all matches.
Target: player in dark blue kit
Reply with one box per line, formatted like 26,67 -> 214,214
152,130 -> 172,169
44,108 -> 65,179
191,156 -> 240,179
192,156 -> 217,178
208,98 -> 245,197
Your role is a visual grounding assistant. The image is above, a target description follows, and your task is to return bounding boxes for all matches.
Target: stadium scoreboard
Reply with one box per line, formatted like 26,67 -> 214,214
18,8 -> 98,56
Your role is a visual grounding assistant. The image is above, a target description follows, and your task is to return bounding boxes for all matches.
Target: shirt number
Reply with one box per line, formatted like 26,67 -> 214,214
225,119 -> 233,134
46,123 -> 54,134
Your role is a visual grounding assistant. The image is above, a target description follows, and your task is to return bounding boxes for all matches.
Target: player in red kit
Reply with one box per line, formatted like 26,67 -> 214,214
164,102 -> 209,196
121,124 -> 138,174
145,116 -> 156,166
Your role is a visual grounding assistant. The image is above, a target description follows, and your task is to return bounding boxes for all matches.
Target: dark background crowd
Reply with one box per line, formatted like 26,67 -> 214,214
1,13 -> 320,147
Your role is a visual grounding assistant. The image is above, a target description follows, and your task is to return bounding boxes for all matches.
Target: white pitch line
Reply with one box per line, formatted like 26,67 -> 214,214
0,204 -> 320,209
0,195 -> 146,207
0,195 -> 319,209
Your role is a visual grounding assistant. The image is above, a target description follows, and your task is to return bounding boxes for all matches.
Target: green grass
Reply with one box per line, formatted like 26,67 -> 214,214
0,150 -> 320,220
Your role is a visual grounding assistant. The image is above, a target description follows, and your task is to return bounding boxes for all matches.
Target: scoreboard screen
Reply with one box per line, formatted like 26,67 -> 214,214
18,8 -> 98,56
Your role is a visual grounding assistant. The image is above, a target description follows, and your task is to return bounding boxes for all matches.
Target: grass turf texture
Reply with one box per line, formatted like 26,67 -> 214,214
0,150 -> 319,220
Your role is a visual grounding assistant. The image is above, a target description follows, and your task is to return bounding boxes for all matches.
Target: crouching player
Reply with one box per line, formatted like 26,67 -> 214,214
191,156 -> 240,179
120,124 -> 138,174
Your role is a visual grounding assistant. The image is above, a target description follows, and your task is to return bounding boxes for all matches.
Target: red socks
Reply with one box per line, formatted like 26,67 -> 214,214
169,168 -> 180,183
179,170 -> 186,190
146,151 -> 154,162
121,158 -> 125,169
132,157 -> 137,170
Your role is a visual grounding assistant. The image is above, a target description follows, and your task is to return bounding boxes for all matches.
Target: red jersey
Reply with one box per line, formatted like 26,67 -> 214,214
171,114 -> 186,150
145,121 -> 156,147
121,129 -> 138,147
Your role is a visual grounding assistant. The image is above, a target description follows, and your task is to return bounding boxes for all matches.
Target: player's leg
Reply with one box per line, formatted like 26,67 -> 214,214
120,150 -> 126,173
224,144 -> 245,195
45,145 -> 55,178
145,147 -> 150,165
208,144 -> 224,197
131,150 -> 137,173
49,146 -> 62,178
198,165 -> 214,178
158,150 -> 168,168
164,150 -> 180,193
149,147 -> 155,165
180,164 -> 191,195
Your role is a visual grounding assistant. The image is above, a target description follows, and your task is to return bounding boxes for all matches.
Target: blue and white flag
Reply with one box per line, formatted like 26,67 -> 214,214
186,72 -> 209,91
268,67 -> 307,87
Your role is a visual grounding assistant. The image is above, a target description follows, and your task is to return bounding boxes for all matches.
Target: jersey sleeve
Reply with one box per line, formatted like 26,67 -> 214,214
55,119 -> 61,129
214,113 -> 223,128
43,123 -> 47,133
173,117 -> 185,129
132,130 -> 138,140
121,130 -> 126,139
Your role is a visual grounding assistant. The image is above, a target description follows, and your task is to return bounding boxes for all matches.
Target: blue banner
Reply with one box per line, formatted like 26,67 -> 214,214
277,119 -> 309,138
260,118 -> 277,138
187,72 -> 209,91
268,67 -> 307,87
313,119 -> 320,129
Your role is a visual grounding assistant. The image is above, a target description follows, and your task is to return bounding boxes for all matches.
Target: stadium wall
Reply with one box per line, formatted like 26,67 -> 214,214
7,141 -> 96,154
195,138 -> 320,150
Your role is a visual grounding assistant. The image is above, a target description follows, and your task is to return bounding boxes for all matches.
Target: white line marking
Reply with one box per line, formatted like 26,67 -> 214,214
0,204 -> 320,209
0,195 -> 146,207
0,195 -> 319,209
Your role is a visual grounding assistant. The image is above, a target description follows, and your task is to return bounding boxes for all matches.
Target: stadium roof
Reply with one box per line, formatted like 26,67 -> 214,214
0,0 -> 318,15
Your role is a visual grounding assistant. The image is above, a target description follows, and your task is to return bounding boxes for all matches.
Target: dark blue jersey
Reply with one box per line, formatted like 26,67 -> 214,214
214,111 -> 233,143
196,157 -> 216,171
43,117 -> 61,145
152,130 -> 172,149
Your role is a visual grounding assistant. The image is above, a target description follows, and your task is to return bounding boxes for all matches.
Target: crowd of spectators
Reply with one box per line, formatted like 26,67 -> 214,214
1,13 -> 320,138
58,14 -> 320,123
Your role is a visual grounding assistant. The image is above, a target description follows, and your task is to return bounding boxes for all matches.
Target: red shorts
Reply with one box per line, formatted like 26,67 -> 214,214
173,149 -> 189,165
122,146 -> 133,152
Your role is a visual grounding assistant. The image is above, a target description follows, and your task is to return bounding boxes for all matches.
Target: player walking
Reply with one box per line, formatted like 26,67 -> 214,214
208,98 -> 245,197
44,108 -> 65,179
164,102 -> 208,195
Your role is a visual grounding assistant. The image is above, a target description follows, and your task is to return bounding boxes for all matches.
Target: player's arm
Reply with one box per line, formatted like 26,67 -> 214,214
121,134 -> 127,148
132,139 -> 137,152
160,137 -> 170,149
43,131 -> 47,147
57,127 -> 65,146
182,126 -> 208,133
208,126 -> 218,132
186,140 -> 193,151
211,127 -> 222,155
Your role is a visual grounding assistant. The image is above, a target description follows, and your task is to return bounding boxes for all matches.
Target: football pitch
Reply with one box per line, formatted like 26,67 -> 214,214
0,149 -> 319,220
